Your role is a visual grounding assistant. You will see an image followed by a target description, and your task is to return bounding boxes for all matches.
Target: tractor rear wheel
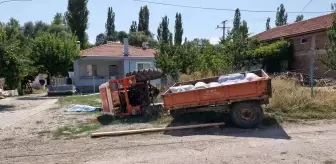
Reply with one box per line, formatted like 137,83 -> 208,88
126,68 -> 164,82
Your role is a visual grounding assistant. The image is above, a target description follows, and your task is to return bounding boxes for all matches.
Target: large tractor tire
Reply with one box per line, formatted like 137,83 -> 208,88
126,68 -> 164,82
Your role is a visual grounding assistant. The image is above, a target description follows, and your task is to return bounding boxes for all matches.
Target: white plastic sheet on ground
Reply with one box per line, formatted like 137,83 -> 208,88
64,105 -> 100,112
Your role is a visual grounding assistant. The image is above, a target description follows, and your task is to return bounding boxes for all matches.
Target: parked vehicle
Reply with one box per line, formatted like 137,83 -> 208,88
161,69 -> 272,128
99,69 -> 272,129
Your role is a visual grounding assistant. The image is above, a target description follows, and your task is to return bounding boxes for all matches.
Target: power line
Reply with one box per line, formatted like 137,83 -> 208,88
133,0 -> 331,14
0,0 -> 31,5
299,0 -> 313,14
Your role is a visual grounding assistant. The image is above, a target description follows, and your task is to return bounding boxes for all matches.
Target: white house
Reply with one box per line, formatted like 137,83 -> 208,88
73,38 -> 160,93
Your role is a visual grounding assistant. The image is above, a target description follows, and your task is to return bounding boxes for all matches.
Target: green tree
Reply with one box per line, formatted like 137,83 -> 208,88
129,31 -> 148,47
157,16 -> 170,43
332,3 -> 336,11
105,7 -> 116,41
240,20 -> 249,39
129,21 -> 137,33
4,18 -> 20,39
321,10 -> 336,71
169,32 -> 173,45
0,19 -> 34,90
174,13 -> 183,45
295,15 -> 304,22
117,31 -> 128,43
65,0 -> 89,49
275,4 -> 288,26
31,32 -> 79,77
154,44 -> 179,79
33,21 -> 49,37
138,7 -> 143,32
95,33 -> 105,46
143,6 -> 150,36
232,8 -> 241,33
23,21 -> 50,39
53,13 -> 64,25
266,17 -> 271,30
197,42 -> 231,74
128,31 -> 157,48
22,21 -> 35,38
138,6 -> 150,36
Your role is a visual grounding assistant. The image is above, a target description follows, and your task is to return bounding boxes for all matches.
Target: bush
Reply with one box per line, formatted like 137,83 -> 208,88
266,76 -> 336,120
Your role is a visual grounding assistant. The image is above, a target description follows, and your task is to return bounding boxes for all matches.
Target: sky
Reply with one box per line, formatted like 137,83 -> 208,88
0,0 -> 334,44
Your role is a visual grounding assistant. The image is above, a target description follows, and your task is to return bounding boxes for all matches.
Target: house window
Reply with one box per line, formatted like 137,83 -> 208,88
136,62 -> 151,71
301,37 -> 308,44
87,64 -> 97,76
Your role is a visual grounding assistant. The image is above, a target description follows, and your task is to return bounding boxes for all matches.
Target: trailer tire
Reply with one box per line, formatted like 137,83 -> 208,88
230,101 -> 263,129
126,68 -> 164,82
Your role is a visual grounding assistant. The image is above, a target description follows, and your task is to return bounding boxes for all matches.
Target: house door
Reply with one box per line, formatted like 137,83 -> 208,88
109,65 -> 118,79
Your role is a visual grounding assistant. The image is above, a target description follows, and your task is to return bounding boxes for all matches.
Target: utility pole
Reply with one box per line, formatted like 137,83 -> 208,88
216,20 -> 230,40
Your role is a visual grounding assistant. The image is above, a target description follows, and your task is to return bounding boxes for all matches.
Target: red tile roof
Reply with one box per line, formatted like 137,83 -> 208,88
80,43 -> 156,57
255,13 -> 334,42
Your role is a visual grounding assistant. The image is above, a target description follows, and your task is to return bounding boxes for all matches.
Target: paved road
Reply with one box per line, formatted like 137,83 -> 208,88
0,94 -> 58,129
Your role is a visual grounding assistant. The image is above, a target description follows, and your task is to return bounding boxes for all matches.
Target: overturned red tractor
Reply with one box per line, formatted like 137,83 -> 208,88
99,68 -> 163,116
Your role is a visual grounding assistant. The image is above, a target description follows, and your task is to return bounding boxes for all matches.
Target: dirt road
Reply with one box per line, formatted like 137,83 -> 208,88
1,95 -> 336,164
0,94 -> 58,129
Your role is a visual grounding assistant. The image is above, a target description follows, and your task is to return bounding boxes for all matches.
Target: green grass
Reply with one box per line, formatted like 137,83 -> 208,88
32,88 -> 48,94
58,94 -> 102,107
265,76 -> 336,121
150,115 -> 174,125
53,123 -> 101,138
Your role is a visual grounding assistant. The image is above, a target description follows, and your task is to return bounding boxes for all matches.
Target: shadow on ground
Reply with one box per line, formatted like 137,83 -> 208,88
96,115 -> 150,125
163,111 -> 291,140
16,96 -> 58,101
0,105 -> 15,112
94,111 -> 291,140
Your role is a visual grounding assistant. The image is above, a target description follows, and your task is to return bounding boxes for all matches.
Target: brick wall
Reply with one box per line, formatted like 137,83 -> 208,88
291,32 -> 328,53
315,32 -> 328,50
292,35 -> 312,52
288,31 -> 336,78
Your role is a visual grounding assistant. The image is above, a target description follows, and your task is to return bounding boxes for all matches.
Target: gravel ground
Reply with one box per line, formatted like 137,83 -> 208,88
1,95 -> 336,164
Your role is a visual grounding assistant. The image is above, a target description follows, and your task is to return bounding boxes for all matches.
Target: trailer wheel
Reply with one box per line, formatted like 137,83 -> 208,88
126,68 -> 164,82
230,101 -> 263,129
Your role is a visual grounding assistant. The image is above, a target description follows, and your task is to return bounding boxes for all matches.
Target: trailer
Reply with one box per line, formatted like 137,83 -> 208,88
161,69 -> 272,128
99,69 -> 272,129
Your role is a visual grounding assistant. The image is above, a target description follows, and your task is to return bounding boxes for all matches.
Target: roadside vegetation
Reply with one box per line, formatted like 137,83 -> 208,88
180,72 -> 336,122
58,94 -> 101,107
266,76 -> 336,121
53,123 -> 101,139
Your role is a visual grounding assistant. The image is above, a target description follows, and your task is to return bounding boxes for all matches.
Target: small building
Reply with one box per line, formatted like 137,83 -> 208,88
254,13 -> 335,78
73,38 -> 160,93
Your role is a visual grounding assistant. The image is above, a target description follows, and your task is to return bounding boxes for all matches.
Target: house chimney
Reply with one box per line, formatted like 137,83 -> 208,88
76,41 -> 80,51
123,38 -> 129,56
